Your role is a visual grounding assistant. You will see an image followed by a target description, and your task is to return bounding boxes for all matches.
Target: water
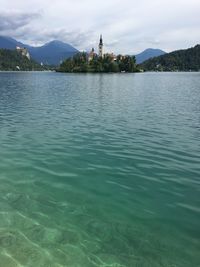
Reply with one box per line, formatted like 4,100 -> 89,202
0,72 -> 199,267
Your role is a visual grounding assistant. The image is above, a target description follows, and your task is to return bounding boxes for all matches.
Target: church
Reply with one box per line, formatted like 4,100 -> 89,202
99,34 -> 103,57
88,35 -> 104,61
88,35 -> 117,62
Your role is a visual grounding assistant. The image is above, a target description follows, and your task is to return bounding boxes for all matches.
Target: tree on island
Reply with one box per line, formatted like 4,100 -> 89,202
58,52 -> 139,73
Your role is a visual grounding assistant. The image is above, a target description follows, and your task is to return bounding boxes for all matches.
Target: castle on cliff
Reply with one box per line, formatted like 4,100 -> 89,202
16,46 -> 31,60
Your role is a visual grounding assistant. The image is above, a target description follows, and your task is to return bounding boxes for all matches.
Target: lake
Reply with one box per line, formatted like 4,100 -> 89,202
0,72 -> 199,267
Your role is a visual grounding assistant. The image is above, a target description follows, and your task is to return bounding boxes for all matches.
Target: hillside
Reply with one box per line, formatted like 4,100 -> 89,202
0,36 -> 79,65
0,49 -> 45,71
141,45 -> 200,71
135,48 -> 166,64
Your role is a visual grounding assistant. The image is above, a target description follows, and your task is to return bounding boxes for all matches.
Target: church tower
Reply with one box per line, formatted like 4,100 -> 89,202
99,34 -> 103,58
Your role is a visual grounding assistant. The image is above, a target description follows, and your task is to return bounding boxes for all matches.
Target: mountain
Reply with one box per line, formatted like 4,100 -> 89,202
0,36 -> 24,49
26,40 -> 79,65
141,45 -> 200,71
0,36 -> 79,65
135,48 -> 166,64
0,48 -> 45,71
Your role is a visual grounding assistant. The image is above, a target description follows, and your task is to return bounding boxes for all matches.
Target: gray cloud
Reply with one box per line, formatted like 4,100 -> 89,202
0,11 -> 41,31
12,26 -> 95,50
0,0 -> 199,53
38,29 -> 95,48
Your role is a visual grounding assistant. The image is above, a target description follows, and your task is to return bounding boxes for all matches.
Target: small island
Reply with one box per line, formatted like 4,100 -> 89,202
58,35 -> 139,73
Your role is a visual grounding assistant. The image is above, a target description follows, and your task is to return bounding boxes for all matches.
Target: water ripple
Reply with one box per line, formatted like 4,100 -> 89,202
0,72 -> 200,266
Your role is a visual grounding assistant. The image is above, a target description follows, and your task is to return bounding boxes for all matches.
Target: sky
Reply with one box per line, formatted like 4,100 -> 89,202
0,0 -> 199,54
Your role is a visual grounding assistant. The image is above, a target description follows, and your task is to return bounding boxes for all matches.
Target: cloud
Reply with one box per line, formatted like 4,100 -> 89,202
0,10 -> 41,31
0,0 -> 199,53
11,26 -> 95,49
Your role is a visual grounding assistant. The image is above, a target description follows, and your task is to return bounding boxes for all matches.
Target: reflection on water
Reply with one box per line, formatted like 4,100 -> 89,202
0,72 -> 200,267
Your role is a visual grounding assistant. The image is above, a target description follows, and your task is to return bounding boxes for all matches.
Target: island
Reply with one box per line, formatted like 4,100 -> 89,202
58,35 -> 139,73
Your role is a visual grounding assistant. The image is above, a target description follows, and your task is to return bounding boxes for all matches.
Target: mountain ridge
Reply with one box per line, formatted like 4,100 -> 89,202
135,48 -> 166,64
0,36 -> 79,65
141,44 -> 200,71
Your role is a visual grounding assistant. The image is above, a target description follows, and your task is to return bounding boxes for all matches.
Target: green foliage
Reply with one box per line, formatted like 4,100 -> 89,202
141,45 -> 200,71
0,49 -> 48,71
58,52 -> 139,73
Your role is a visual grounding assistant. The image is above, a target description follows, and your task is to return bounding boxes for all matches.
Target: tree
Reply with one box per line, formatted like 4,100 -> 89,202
58,52 -> 139,73
0,49 -> 47,71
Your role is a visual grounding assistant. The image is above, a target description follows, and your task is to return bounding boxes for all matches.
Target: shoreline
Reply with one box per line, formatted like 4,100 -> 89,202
0,70 -> 199,73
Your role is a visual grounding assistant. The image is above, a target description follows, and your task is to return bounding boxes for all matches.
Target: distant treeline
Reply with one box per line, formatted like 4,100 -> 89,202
141,45 -> 200,71
58,52 -> 139,73
0,49 -> 47,71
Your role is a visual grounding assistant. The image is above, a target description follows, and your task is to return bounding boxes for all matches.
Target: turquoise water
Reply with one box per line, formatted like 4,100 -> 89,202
0,72 -> 199,267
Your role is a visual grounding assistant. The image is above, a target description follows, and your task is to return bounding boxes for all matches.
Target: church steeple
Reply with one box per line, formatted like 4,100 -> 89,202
99,34 -> 103,57
99,34 -> 103,45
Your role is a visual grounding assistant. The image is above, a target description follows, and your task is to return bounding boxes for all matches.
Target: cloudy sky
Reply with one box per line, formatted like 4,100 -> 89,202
0,0 -> 199,54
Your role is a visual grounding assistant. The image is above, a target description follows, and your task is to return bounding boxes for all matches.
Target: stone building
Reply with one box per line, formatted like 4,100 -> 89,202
88,48 -> 96,61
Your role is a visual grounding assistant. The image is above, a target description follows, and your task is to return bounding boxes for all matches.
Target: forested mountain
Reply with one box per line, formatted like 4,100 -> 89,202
141,45 -> 200,71
0,36 -> 24,49
0,49 -> 45,71
27,41 -> 79,65
0,36 -> 79,65
135,48 -> 166,64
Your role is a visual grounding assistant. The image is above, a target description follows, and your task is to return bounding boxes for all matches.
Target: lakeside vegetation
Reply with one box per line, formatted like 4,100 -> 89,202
141,45 -> 200,71
0,49 -> 48,71
1,44 -> 199,72
58,52 -> 139,73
